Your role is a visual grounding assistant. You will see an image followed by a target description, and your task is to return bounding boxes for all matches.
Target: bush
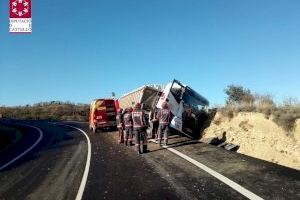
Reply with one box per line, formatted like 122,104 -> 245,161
224,85 -> 254,105
0,101 -> 89,121
221,85 -> 300,131
272,106 -> 300,132
218,104 -> 300,132
219,87 -> 300,131
236,105 -> 256,112
219,106 -> 235,120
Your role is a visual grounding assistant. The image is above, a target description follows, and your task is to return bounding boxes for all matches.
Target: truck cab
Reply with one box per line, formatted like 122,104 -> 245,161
156,79 -> 209,138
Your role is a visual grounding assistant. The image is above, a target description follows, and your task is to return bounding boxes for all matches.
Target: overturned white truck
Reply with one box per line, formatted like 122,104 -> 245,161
119,80 -> 210,139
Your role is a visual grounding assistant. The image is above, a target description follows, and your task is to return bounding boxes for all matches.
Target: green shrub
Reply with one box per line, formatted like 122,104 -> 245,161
224,85 -> 254,105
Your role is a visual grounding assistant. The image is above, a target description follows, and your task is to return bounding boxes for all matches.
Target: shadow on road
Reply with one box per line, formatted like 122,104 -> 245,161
0,121 -> 80,172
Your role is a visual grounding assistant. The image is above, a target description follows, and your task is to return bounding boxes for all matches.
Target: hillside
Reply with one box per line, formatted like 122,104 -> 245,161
203,112 -> 300,170
0,101 -> 89,121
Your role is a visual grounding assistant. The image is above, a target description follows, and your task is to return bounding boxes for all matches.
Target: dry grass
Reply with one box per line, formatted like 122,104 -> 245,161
218,107 -> 235,120
219,93 -> 300,132
271,106 -> 300,132
0,101 -> 89,121
218,103 -> 300,132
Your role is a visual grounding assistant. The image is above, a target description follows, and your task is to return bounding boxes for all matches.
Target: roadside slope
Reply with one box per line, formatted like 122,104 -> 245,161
203,112 -> 300,170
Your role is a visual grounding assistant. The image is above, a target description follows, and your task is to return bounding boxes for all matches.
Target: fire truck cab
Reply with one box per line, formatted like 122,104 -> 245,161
89,99 -> 119,133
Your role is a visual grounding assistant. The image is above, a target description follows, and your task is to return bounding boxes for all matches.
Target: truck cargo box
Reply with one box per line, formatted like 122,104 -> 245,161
119,85 -> 161,111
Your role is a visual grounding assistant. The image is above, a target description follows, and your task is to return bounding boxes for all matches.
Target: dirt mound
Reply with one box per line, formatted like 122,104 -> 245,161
203,112 -> 300,170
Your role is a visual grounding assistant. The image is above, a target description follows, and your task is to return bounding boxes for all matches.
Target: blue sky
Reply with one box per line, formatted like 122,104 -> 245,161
1,0 -> 300,106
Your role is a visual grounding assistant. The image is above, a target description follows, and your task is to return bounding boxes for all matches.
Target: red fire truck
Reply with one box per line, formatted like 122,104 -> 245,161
89,98 -> 119,133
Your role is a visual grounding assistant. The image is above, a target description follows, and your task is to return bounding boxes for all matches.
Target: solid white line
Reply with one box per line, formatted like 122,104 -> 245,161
64,125 -> 91,200
0,124 -> 43,171
166,147 -> 264,200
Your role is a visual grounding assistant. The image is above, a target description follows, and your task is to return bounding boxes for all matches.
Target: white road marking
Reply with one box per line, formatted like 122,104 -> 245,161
166,147 -> 264,200
0,124 -> 43,171
64,125 -> 91,200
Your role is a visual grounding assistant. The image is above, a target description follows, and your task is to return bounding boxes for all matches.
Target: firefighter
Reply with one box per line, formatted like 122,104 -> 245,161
157,102 -> 171,146
116,108 -> 124,143
132,103 -> 148,154
123,107 -> 133,146
149,107 -> 159,139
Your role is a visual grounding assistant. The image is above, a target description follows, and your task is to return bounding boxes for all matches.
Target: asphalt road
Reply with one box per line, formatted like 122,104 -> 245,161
0,120 -> 300,200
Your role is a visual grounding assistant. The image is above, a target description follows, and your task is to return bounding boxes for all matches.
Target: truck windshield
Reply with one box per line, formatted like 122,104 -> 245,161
182,87 -> 209,111
170,81 -> 184,103
105,100 -> 115,107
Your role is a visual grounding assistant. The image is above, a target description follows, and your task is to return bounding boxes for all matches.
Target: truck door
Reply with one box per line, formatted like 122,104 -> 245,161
165,79 -> 185,115
170,79 -> 185,103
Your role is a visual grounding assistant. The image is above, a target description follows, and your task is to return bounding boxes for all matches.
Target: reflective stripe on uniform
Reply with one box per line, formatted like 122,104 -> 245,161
132,111 -> 146,128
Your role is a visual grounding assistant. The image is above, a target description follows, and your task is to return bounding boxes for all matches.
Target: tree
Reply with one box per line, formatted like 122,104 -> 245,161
224,85 -> 253,105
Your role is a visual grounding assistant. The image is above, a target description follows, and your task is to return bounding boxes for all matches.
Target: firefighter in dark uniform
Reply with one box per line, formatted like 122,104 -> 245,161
132,103 -> 148,154
123,107 -> 133,146
149,107 -> 159,139
157,102 -> 171,146
116,108 -> 124,143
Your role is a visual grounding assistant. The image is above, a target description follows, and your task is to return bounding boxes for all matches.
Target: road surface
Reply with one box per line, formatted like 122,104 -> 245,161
0,120 -> 300,200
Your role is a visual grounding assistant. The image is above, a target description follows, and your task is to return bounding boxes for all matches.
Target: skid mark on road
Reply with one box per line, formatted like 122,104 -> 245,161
63,125 -> 91,200
0,124 -> 43,171
166,146 -> 264,200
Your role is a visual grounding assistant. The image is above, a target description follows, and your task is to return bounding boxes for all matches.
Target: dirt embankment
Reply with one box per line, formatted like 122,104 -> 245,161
203,112 -> 300,170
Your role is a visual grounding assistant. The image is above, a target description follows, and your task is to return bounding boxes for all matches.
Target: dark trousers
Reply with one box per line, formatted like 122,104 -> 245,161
150,121 -> 159,139
118,127 -> 124,143
124,127 -> 133,145
134,128 -> 147,153
158,124 -> 169,145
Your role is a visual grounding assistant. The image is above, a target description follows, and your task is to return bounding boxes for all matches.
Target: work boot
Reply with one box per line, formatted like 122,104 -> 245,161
164,139 -> 168,146
136,145 -> 142,154
142,145 -> 148,153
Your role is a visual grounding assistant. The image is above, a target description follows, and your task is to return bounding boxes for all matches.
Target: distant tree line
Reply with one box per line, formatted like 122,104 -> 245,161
0,101 -> 89,121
